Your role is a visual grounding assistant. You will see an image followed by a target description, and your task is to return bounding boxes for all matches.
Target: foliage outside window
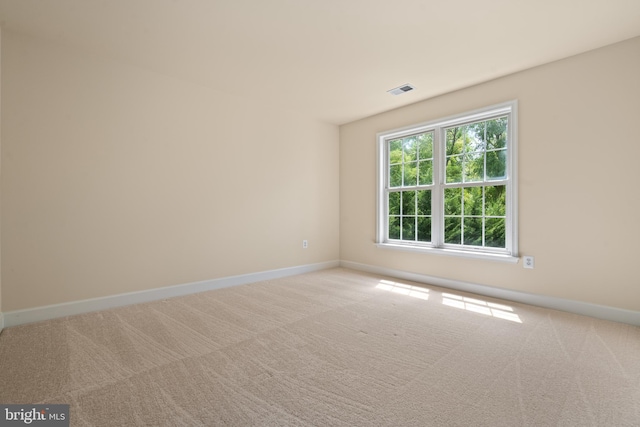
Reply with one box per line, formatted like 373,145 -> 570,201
377,101 -> 517,259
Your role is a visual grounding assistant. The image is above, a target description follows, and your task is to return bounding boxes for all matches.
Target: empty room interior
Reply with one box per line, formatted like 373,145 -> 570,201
0,0 -> 639,425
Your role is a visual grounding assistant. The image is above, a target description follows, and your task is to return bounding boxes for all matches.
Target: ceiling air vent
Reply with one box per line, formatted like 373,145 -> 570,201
388,84 -> 415,96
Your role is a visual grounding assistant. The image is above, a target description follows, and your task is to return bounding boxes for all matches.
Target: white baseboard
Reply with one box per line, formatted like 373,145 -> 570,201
341,260 -> 640,326
6,259 -> 637,328
0,311 -> 4,334
3,260 -> 340,328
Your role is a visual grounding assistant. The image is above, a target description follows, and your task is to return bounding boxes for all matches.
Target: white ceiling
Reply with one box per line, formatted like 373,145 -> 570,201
1,0 -> 639,125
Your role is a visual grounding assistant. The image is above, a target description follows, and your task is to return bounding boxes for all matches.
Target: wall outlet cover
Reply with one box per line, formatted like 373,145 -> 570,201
523,256 -> 535,269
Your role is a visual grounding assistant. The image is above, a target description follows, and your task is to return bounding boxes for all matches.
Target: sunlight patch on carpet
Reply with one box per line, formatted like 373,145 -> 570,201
442,293 -> 522,323
376,280 -> 430,300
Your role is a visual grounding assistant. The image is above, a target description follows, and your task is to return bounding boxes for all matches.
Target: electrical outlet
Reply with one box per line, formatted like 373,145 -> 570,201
302,240 -> 308,249
523,256 -> 535,269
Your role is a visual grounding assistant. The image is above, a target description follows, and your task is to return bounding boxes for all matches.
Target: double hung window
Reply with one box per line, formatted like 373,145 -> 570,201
376,101 -> 518,260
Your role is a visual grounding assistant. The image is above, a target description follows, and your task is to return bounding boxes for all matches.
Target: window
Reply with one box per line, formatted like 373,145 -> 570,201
376,101 -> 518,261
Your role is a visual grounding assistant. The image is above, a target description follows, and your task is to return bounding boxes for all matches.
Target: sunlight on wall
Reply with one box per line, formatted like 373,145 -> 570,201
442,293 -> 522,323
376,280 -> 429,300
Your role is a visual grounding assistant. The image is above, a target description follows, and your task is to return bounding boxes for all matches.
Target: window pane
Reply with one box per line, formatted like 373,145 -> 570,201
464,152 -> 484,182
404,161 -> 417,186
388,192 -> 400,216
486,149 -> 506,180
389,216 -> 400,239
418,160 -> 433,185
485,218 -> 505,247
402,217 -> 415,240
390,164 -> 402,187
485,185 -> 506,216
464,124 -> 484,153
417,190 -> 431,215
418,133 -> 433,159
403,137 -> 417,162
446,155 -> 462,183
486,117 -> 507,150
446,127 -> 464,156
444,188 -> 462,215
389,139 -> 403,163
444,217 -> 462,244
402,191 -> 416,215
464,217 -> 483,246
417,217 -> 431,242
464,187 -> 483,216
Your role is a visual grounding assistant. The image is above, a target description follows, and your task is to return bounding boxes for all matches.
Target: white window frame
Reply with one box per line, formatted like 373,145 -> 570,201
376,100 -> 519,263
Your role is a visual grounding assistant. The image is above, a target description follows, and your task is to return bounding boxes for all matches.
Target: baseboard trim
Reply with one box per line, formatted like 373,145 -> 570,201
6,259 -> 637,328
0,311 -> 4,334
3,260 -> 340,328
341,260 -> 640,326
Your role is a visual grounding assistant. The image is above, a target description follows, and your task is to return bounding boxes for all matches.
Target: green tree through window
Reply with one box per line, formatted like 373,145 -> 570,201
388,132 -> 433,242
443,117 -> 507,248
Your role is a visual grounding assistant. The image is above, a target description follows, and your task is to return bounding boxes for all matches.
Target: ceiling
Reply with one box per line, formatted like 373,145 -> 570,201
1,0 -> 639,125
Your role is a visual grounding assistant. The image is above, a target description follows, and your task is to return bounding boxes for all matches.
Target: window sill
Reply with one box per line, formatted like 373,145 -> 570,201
376,242 -> 520,264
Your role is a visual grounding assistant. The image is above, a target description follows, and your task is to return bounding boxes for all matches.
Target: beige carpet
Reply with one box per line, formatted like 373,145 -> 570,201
0,268 -> 639,426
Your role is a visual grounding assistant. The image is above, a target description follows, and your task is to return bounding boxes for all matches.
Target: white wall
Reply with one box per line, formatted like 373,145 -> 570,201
1,30 -> 339,312
340,37 -> 640,312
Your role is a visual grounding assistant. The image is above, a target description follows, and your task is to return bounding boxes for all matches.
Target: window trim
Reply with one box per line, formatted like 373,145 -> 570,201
376,100 -> 519,262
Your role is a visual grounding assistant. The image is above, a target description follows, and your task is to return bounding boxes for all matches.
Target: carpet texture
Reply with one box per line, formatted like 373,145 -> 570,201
0,268 -> 639,426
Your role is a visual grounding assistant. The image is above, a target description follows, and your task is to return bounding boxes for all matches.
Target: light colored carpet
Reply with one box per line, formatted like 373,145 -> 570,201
0,268 -> 639,426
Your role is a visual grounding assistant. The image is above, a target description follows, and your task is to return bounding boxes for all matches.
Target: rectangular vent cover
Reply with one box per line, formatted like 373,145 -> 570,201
388,84 -> 415,95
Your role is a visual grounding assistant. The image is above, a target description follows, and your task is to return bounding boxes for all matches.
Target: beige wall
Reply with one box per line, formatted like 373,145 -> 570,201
1,31 -> 339,312
0,28 -> 2,321
340,37 -> 640,312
